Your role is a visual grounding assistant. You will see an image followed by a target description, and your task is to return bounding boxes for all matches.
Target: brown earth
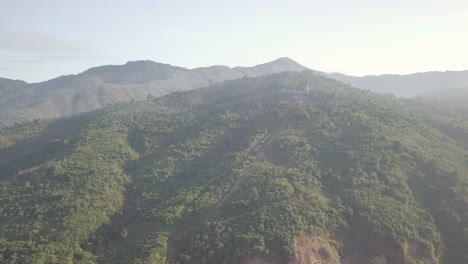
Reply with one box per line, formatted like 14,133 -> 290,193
242,234 -> 340,264
242,234 -> 436,264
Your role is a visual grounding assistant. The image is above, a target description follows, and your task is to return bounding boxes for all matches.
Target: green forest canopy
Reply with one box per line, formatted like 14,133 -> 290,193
0,71 -> 467,264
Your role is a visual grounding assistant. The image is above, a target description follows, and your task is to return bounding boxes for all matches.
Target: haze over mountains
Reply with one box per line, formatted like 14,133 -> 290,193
1,57 -> 468,129
417,86 -> 468,107
329,70 -> 468,98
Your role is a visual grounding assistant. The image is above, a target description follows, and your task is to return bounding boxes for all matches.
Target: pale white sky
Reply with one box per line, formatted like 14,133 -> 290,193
1,0 -> 468,82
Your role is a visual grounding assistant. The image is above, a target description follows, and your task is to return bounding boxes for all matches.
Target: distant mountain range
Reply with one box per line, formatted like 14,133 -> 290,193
1,57 -> 468,128
417,86 -> 468,107
0,58 -> 307,128
329,70 -> 468,98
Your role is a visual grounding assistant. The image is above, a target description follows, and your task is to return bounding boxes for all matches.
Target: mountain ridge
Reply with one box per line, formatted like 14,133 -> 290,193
329,69 -> 468,97
0,58 -> 308,128
2,57 -> 468,129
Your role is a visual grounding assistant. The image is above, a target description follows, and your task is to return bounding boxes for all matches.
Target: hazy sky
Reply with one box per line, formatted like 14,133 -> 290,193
1,0 -> 468,82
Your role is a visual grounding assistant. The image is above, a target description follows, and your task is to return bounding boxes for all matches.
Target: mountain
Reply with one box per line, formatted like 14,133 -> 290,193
1,71 -> 468,264
3,56 -> 468,129
0,58 -> 307,129
328,70 -> 468,98
0,77 -> 29,98
234,57 -> 308,76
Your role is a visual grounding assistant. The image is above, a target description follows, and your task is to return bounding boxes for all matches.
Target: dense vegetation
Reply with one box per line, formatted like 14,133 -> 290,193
0,71 -> 467,263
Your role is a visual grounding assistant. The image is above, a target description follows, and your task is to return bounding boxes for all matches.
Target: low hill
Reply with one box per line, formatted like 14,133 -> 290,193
1,71 -> 467,263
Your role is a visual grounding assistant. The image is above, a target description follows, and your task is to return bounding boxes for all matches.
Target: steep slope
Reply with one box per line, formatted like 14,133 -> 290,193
328,70 -> 468,97
0,58 -> 307,129
1,72 -> 468,264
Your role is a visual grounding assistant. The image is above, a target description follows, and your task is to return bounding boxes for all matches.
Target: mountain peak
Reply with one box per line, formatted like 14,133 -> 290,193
123,60 -> 170,68
263,57 -> 306,68
272,56 -> 297,63
234,57 -> 308,76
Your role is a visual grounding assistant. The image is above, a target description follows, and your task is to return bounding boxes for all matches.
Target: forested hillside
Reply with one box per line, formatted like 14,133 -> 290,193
1,71 -> 467,264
